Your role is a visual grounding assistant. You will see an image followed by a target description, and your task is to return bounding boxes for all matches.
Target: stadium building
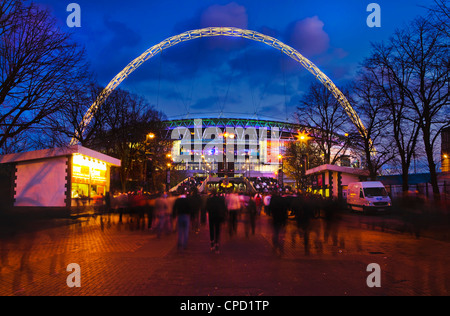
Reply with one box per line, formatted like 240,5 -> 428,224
163,117 -> 361,183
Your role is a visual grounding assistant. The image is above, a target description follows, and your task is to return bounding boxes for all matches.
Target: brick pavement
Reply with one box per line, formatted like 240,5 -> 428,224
0,212 -> 449,296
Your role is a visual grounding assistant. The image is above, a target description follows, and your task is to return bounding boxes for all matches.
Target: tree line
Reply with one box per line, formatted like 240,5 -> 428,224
292,1 -> 449,199
0,0 -> 171,192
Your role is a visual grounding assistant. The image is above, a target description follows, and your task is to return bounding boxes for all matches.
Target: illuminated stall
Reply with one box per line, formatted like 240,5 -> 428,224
0,145 -> 121,211
305,164 -> 369,199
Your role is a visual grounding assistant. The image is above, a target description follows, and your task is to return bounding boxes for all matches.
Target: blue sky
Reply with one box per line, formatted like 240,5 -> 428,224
37,0 -> 436,122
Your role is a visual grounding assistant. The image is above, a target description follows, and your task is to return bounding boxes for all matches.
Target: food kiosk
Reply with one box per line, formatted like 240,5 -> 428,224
0,145 -> 121,212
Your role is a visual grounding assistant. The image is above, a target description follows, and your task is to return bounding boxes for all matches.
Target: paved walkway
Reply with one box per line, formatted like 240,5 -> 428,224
0,212 -> 449,296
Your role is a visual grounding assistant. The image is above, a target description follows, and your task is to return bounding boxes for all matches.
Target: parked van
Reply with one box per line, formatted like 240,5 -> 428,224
347,181 -> 391,214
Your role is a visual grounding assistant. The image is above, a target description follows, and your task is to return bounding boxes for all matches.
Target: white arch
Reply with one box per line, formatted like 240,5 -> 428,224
71,27 -> 369,145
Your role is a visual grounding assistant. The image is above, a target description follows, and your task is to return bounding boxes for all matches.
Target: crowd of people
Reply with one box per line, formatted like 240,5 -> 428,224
83,187 -> 344,255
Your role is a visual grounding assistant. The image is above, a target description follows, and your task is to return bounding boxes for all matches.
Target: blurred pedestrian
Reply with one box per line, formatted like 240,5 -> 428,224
206,189 -> 227,253
225,192 -> 241,237
155,192 -> 171,238
263,194 -> 271,215
200,193 -> 208,226
189,187 -> 202,234
296,194 -> 314,255
173,193 -> 192,250
269,190 -> 288,256
244,195 -> 257,237
146,195 -> 155,230
254,193 -> 263,215
323,198 -> 340,246
104,191 -> 111,214
117,193 -> 128,223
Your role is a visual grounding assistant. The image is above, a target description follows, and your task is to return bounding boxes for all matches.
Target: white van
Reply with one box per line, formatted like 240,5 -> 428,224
347,181 -> 391,214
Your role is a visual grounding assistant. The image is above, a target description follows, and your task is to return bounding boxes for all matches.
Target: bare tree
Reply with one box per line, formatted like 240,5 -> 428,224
351,69 -> 397,180
296,82 -> 351,165
40,83 -> 106,148
283,140 -> 322,189
0,0 -> 22,37
393,18 -> 449,199
89,88 -> 168,192
426,0 -> 450,37
0,2 -> 87,153
361,17 -> 449,197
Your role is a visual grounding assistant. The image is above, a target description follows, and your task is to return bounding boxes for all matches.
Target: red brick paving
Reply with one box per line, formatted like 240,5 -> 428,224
0,213 -> 449,296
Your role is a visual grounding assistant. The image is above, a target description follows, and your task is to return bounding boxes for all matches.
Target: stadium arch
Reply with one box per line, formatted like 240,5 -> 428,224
70,27 -> 369,145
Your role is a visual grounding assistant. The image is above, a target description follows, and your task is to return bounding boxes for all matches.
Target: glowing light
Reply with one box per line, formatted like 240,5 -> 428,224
72,154 -> 107,171
296,131 -> 311,142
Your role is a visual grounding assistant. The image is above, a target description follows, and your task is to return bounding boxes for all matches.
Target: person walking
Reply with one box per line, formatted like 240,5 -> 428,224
172,193 -> 192,251
244,195 -> 257,237
269,190 -> 288,256
263,194 -> 271,215
225,192 -> 241,237
189,187 -> 202,234
295,193 -> 314,255
206,189 -> 227,253
155,192 -> 171,238
254,193 -> 263,215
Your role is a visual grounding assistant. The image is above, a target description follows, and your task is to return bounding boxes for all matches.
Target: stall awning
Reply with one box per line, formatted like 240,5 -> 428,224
305,164 -> 369,176
0,145 -> 121,167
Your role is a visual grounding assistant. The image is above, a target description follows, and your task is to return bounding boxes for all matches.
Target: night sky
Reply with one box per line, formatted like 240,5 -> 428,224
36,0 -> 435,122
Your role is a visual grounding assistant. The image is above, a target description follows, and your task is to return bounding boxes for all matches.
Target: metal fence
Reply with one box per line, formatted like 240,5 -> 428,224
386,181 -> 450,201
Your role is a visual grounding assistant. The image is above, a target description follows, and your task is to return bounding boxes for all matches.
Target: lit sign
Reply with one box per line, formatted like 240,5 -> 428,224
72,154 -> 107,185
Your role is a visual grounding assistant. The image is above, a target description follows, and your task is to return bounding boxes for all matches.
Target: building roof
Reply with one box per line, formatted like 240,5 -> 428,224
0,145 -> 121,167
162,118 -> 349,142
305,164 -> 370,176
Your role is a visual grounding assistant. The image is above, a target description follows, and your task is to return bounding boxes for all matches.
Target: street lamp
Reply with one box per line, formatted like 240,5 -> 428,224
295,131 -> 312,191
144,132 -> 157,191
296,131 -> 310,142
166,163 -> 172,191
278,154 -> 284,188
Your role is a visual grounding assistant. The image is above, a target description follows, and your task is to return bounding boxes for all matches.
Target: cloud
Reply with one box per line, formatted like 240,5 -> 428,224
190,95 -> 240,112
102,17 -> 142,54
288,16 -> 330,57
95,17 -> 142,82
200,2 -> 248,29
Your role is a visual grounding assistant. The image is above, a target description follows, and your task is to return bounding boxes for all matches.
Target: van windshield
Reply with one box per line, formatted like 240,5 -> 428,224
364,187 -> 388,197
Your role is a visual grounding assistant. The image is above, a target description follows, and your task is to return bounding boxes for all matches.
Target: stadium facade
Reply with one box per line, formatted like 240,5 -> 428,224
164,118 -> 361,182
